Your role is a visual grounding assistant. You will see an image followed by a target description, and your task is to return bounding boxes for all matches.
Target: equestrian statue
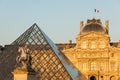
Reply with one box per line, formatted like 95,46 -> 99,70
16,45 -> 32,70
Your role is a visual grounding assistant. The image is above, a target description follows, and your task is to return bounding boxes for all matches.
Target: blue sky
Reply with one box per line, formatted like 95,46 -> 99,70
0,0 -> 120,45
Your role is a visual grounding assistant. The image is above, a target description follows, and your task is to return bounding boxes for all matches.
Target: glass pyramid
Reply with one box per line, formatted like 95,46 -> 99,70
6,23 -> 86,80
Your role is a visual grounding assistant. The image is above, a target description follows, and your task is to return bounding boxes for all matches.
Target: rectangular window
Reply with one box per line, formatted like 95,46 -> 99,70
81,42 -> 87,49
90,41 -> 96,49
82,63 -> 86,71
99,41 -> 105,48
100,63 -> 104,71
90,62 -> 96,71
111,62 -> 115,71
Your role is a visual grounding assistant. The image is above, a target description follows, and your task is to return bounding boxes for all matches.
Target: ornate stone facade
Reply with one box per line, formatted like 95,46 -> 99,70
62,19 -> 120,80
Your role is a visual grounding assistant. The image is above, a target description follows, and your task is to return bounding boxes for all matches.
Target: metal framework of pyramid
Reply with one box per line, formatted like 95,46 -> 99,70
11,23 -> 86,80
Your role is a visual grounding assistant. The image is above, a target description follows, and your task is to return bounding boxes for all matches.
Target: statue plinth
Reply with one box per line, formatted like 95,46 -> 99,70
12,68 -> 36,80
12,68 -> 28,80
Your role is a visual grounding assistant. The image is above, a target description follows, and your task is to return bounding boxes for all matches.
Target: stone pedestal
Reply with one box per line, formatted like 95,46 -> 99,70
12,69 -> 28,80
12,68 -> 36,80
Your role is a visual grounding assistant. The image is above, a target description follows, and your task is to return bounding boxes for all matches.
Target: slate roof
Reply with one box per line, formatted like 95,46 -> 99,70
81,23 -> 106,34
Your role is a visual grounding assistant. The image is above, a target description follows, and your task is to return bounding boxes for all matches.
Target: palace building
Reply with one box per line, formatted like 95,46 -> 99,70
61,18 -> 120,80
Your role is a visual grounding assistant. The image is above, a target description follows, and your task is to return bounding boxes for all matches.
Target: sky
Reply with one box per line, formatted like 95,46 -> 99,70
0,0 -> 120,46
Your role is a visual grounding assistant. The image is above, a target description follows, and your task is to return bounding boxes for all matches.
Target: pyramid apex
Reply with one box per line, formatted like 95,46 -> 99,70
31,23 -> 38,28
33,23 -> 37,25
11,23 -> 41,45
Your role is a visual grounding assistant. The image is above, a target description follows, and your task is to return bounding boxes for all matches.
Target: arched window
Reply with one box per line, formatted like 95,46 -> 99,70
90,76 -> 96,80
110,76 -> 116,80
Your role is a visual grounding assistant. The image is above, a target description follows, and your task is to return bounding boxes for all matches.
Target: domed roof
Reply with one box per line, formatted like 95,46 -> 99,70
81,23 -> 106,34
